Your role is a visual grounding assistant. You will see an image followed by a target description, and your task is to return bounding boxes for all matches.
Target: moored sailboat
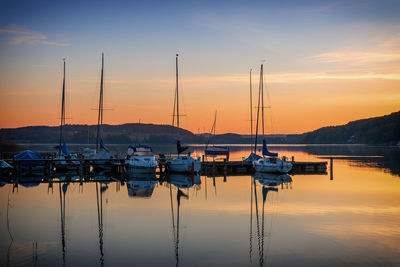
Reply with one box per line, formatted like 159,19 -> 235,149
166,54 -> 201,173
204,111 -> 229,160
251,64 -> 292,173
54,58 -> 80,171
90,53 -> 115,169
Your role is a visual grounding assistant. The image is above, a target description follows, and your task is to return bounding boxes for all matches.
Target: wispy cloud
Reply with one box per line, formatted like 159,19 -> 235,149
0,24 -> 70,46
310,37 -> 400,64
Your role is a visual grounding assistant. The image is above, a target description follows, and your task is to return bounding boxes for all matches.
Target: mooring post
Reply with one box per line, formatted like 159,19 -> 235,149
330,158 -> 333,180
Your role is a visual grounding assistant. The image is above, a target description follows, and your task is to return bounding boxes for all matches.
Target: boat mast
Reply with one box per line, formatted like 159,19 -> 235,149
59,58 -> 66,155
96,53 -> 104,152
261,64 -> 264,140
254,65 -> 262,153
176,54 -> 179,129
249,69 -> 253,153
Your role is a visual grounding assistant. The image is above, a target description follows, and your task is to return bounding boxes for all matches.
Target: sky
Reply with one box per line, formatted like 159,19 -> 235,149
0,0 -> 399,134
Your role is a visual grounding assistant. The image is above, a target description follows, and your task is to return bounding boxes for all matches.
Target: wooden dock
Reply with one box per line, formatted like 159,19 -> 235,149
1,156 -> 328,179
201,160 -> 327,175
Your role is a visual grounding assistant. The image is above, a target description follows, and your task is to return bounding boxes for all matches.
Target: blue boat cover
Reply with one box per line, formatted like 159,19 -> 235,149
13,150 -> 44,165
0,160 -> 13,170
262,139 -> 278,157
243,153 -> 262,162
62,141 -> 71,157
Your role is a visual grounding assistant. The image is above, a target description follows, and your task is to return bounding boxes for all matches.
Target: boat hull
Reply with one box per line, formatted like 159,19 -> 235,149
167,156 -> 201,173
253,158 -> 292,173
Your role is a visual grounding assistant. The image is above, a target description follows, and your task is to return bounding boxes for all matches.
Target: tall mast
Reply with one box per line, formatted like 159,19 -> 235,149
176,54 -> 179,128
261,64 -> 264,139
96,53 -> 104,152
59,58 -> 66,154
254,65 -> 262,152
249,69 -> 253,153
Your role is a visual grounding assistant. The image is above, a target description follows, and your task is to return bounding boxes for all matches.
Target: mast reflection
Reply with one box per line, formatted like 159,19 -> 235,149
251,172 -> 293,266
167,173 -> 200,266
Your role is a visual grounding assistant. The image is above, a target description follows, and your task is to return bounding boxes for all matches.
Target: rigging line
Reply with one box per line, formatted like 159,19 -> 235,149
254,66 -> 262,153
264,71 -> 275,135
250,69 -> 253,153
59,58 -> 66,154
7,186 -> 13,241
96,53 -> 104,152
170,185 -> 176,245
176,55 -> 179,129
261,64 -> 265,139
253,178 -> 262,264
172,83 -> 177,127
265,190 -> 279,265
249,176 -> 253,263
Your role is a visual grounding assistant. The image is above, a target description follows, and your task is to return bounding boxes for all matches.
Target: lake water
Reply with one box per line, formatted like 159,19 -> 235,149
1,145 -> 400,266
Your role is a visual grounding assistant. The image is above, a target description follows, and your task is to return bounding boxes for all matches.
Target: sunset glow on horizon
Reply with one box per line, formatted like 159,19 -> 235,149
1,0 -> 399,134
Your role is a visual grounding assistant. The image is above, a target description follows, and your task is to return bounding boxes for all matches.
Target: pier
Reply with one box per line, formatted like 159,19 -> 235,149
1,152 -> 328,179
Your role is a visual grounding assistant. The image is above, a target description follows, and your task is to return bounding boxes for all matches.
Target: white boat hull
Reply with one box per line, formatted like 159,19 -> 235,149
125,155 -> 158,173
167,156 -> 201,173
253,158 -> 292,173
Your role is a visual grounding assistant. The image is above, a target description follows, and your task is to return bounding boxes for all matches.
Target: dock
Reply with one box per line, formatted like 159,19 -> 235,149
1,154 -> 328,178
201,159 -> 327,175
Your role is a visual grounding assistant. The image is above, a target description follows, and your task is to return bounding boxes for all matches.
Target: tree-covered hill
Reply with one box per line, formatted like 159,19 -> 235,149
302,111 -> 400,144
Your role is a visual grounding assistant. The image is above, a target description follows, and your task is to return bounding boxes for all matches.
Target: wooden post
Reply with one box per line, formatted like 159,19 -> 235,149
330,158 -> 333,180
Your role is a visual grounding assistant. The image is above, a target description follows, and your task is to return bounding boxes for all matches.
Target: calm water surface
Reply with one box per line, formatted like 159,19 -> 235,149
1,145 -> 400,266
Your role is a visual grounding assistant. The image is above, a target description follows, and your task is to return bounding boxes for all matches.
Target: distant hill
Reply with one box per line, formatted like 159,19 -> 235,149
302,111 -> 400,144
1,111 -> 399,146
0,123 -> 203,145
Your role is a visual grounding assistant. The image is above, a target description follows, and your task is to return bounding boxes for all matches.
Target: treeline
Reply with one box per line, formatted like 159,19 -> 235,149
302,111 -> 400,144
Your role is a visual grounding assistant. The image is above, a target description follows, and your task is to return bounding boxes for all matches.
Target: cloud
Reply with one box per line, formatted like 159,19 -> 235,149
0,24 -> 70,46
310,37 -> 400,64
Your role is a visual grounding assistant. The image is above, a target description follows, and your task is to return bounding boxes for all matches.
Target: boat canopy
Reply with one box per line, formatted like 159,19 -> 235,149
262,139 -> 278,157
129,145 -> 153,152
13,150 -> 44,165
0,160 -> 13,170
177,140 -> 188,154
62,141 -> 71,157
244,153 -> 262,162
205,145 -> 230,158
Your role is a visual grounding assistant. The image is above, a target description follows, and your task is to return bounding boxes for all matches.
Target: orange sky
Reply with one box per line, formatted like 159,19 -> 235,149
1,2 -> 399,134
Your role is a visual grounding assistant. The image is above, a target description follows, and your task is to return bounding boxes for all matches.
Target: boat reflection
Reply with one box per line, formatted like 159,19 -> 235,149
167,173 -> 201,189
126,173 -> 157,198
19,176 -> 43,188
255,172 -> 292,189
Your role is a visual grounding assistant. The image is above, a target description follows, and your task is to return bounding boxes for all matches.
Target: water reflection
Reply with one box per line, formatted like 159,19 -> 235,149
250,173 -> 293,266
126,173 -> 157,198
1,146 -> 400,266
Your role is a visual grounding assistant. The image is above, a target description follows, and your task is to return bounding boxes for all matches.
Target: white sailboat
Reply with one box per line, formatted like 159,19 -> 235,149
54,59 -> 80,171
251,64 -> 292,173
90,53 -> 115,169
204,111 -> 229,160
166,54 -> 201,173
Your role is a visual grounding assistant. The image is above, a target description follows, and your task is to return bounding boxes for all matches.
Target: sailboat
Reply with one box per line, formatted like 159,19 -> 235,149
54,58 -> 80,171
166,54 -> 201,173
252,64 -> 292,173
204,111 -> 229,160
244,69 -> 261,162
90,53 -> 115,169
